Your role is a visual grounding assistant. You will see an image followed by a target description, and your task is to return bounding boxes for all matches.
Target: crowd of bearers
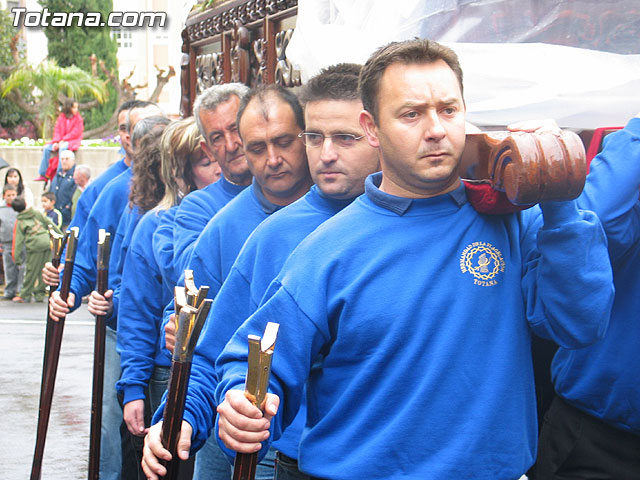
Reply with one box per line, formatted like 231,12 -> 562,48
115,117 -> 219,480
34,38 -> 636,480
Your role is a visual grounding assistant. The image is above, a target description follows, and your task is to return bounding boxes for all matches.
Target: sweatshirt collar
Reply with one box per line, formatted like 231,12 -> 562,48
219,175 -> 249,196
306,185 -> 355,214
364,172 -> 466,215
251,178 -> 281,215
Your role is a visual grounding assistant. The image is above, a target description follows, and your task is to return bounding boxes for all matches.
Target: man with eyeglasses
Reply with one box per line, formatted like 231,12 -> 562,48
142,64 -> 379,480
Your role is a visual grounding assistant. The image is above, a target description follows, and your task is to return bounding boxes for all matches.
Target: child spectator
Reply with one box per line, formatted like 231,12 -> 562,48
11,196 -> 59,303
4,167 -> 34,208
41,191 -> 62,229
48,150 -> 77,228
1,184 -> 22,300
71,164 -> 91,219
35,99 -> 84,181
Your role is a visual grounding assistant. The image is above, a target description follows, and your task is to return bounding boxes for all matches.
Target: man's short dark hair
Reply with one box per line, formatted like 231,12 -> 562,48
237,84 -> 304,136
41,191 -> 56,203
298,63 -> 362,106
3,184 -> 17,195
11,195 -> 26,212
117,99 -> 143,116
359,39 -> 464,124
125,101 -> 162,133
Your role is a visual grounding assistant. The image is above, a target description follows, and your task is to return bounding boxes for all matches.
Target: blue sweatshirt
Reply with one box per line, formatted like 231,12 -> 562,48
107,204 -> 143,326
213,173 -> 613,480
552,117 -> 640,435
152,179 -> 283,425
70,158 -> 128,231
187,186 -> 353,456
116,209 -> 173,404
153,205 -> 180,287
67,168 -> 132,327
172,176 -> 248,275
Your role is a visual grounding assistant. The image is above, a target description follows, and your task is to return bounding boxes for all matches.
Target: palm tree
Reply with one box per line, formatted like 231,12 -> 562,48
1,60 -> 107,138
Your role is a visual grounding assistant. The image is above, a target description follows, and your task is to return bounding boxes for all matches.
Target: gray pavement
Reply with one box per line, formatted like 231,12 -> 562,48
0,298 -> 94,479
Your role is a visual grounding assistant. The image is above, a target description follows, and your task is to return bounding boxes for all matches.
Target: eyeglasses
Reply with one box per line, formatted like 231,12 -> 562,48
298,132 -> 365,149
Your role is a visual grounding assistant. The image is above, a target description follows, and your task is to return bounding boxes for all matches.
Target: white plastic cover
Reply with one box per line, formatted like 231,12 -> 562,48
287,0 -> 640,128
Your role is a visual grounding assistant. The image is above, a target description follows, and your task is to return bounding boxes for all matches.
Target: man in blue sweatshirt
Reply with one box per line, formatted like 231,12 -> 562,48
150,84 -> 313,479
47,101 -> 164,480
208,39 -> 614,480
141,64 -> 379,480
172,83 -> 252,275
534,114 -> 640,477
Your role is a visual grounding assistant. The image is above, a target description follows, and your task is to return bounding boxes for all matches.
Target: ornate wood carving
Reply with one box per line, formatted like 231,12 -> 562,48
186,0 -> 297,43
180,28 -> 192,117
231,20 -> 251,84
195,52 -> 224,93
274,29 -> 301,87
250,38 -> 267,87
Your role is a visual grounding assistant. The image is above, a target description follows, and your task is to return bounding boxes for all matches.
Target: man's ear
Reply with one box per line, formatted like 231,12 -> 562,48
201,140 -> 215,161
359,110 -> 380,149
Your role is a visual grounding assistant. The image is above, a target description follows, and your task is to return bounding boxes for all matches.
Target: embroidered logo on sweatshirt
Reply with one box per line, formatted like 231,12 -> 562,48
459,242 -> 505,286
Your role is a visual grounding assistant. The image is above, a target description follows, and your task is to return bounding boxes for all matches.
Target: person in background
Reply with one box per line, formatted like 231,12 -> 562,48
35,98 -> 84,181
532,112 -> 640,478
0,184 -> 21,300
40,191 -> 62,230
4,167 -> 34,208
71,164 -> 91,219
11,196 -> 59,303
48,149 -> 77,228
69,100 -> 138,232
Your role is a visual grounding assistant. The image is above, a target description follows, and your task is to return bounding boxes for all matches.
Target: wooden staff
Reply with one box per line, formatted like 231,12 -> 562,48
233,322 -> 280,480
160,289 -> 212,480
30,226 -> 80,480
88,230 -> 111,480
37,228 -> 67,418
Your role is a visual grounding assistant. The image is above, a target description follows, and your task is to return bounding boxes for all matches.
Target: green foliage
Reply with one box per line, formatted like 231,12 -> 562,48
39,0 -> 119,131
2,60 -> 107,136
0,9 -> 31,129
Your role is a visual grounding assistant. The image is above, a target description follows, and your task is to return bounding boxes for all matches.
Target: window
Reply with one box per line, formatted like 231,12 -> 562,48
111,28 -> 132,49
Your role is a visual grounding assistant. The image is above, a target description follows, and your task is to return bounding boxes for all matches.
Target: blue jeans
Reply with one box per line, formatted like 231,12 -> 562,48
101,327 -> 124,480
193,438 -> 276,480
39,141 -> 68,176
148,365 -> 170,414
193,434 -> 233,480
274,452 -> 312,480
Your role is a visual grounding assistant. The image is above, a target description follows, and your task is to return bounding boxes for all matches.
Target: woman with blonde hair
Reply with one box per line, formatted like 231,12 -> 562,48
115,117 -> 220,463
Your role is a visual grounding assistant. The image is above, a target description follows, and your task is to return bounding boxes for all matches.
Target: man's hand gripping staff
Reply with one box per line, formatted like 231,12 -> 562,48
88,229 -> 111,480
231,322 -> 280,480
159,278 -> 212,480
30,227 -> 79,480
